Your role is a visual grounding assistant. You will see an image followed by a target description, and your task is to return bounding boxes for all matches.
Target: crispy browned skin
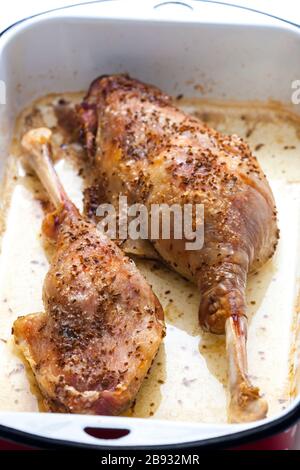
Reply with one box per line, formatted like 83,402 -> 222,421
78,75 -> 279,422
13,130 -> 164,415
79,75 -> 278,332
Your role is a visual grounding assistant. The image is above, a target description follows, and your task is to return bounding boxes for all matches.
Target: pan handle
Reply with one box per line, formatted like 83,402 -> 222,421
52,0 -> 288,27
0,411 -> 249,448
0,408 -> 299,449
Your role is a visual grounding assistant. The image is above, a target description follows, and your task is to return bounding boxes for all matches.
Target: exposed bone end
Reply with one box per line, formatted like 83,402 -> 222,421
21,127 -> 52,154
228,381 -> 268,423
21,127 -> 67,209
226,316 -> 268,423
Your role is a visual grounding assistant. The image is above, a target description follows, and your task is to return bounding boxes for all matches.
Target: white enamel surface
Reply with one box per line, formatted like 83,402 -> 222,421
0,0 -> 299,180
0,0 -> 299,448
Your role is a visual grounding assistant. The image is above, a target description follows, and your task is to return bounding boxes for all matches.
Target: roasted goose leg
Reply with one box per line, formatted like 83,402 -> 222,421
13,127 -> 165,415
78,75 -> 279,422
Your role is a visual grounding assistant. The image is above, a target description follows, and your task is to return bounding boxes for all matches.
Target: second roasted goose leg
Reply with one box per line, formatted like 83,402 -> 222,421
13,127 -> 165,415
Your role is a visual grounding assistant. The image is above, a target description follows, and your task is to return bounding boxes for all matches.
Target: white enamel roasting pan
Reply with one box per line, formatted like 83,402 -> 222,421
0,0 -> 299,450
